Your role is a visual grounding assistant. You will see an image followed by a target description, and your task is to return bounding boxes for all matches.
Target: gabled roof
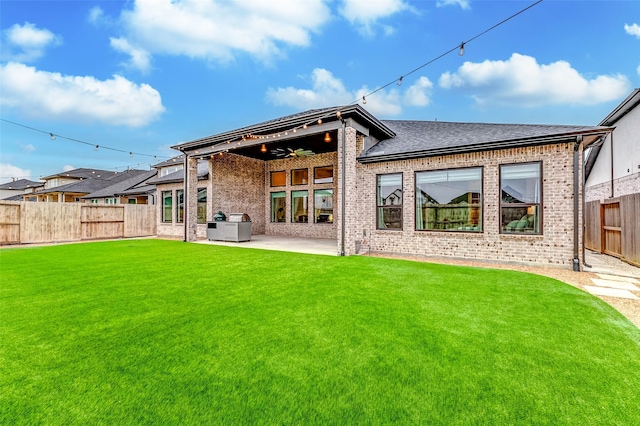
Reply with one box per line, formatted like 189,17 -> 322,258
172,104 -> 395,153
0,179 -> 43,190
152,155 -> 185,168
82,170 -> 157,199
585,88 -> 640,178
37,170 -> 148,195
358,120 -> 612,163
41,168 -> 117,180
146,164 -> 208,185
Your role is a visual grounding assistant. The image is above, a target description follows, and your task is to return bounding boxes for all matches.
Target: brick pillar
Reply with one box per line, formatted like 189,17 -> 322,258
337,124 -> 359,255
185,156 -> 198,241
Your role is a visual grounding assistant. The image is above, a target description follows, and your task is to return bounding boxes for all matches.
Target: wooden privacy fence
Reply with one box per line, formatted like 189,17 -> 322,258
0,202 -> 156,245
585,193 -> 640,267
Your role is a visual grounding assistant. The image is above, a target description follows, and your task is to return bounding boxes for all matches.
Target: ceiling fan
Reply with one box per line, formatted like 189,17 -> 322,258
270,147 -> 315,158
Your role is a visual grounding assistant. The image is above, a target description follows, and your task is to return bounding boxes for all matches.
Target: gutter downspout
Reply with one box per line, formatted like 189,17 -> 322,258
340,119 -> 346,256
582,136 -> 603,269
573,136 -> 583,272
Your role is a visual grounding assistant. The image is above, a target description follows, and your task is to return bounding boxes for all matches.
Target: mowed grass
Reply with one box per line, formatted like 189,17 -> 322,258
1,239 -> 639,425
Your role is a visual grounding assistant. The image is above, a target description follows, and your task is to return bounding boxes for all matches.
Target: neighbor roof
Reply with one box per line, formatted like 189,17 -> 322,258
0,179 -> 43,190
41,168 -> 117,180
37,170 -> 148,195
358,120 -> 612,163
82,170 -> 157,199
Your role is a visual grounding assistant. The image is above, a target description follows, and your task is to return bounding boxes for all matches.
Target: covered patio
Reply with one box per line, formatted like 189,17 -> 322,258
194,234 -> 337,256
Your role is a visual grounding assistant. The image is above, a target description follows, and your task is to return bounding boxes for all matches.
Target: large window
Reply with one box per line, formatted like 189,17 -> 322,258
500,162 -> 541,234
291,169 -> 308,185
162,191 -> 172,223
197,188 -> 207,224
377,173 -> 402,229
291,190 -> 309,223
314,189 -> 333,223
416,168 -> 482,232
314,166 -> 333,184
176,189 -> 184,223
271,192 -> 286,222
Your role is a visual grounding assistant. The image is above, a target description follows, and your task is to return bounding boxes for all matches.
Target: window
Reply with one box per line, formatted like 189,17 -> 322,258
291,190 -> 309,223
128,199 -> 137,204
270,171 -> 286,187
314,189 -> 333,223
271,192 -> 286,223
197,188 -> 207,224
416,168 -> 482,232
500,162 -> 541,234
377,173 -> 402,229
91,199 -> 98,204
314,166 -> 333,184
160,164 -> 183,177
105,198 -> 117,204
291,169 -> 308,185
162,191 -> 172,223
176,189 -> 184,223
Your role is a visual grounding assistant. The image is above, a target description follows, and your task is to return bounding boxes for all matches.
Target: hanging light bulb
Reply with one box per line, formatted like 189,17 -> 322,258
129,152 -> 133,157
362,96 -> 367,104
336,110 -> 342,119
397,76 -> 403,86
459,42 -> 465,56
324,132 -> 332,143
303,124 -> 308,130
317,119 -> 322,125
49,133 -> 56,140
260,143 -> 267,153
94,145 -> 99,151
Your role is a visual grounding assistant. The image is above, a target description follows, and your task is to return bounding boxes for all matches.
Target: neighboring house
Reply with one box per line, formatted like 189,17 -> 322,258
32,168 -> 147,202
585,88 -> 640,201
82,170 -> 157,204
161,105 -> 611,269
147,157 -> 208,237
0,179 -> 43,200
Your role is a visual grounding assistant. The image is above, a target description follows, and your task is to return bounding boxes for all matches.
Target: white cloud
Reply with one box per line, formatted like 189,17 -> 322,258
88,6 -> 114,27
624,23 -> 640,38
112,0 -> 330,70
0,62 -> 165,127
439,53 -> 630,106
21,144 -> 36,154
110,37 -> 152,73
339,0 -> 409,37
0,163 -> 31,180
436,0 -> 471,9
62,165 -> 75,172
2,22 -> 61,62
265,68 -> 432,116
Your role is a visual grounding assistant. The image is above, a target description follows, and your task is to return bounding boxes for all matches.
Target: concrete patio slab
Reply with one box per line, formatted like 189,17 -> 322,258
595,273 -> 639,284
584,286 -> 639,300
590,278 -> 640,291
194,235 -> 338,256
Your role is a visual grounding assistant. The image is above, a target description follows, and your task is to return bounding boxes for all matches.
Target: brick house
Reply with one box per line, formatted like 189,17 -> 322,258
162,105 -> 612,269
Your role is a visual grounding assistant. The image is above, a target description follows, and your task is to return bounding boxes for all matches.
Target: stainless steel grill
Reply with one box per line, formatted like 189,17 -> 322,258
207,212 -> 251,242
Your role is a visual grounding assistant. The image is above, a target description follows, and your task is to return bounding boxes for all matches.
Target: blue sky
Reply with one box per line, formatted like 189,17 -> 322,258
1,0 -> 638,182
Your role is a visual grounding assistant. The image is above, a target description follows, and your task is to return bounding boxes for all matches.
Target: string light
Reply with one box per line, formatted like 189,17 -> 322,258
458,42 -> 465,56
397,76 -> 403,86
49,133 -> 56,140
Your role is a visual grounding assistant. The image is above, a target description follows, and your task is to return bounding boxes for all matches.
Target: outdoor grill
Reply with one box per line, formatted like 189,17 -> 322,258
207,212 -> 251,242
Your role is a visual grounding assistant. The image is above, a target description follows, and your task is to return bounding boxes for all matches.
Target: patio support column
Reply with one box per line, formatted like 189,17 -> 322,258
337,122 -> 359,256
185,155 -> 199,242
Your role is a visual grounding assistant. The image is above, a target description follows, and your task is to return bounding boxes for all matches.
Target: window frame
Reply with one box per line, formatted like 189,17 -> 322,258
499,161 -> 543,235
414,166 -> 484,233
313,166 -> 334,184
161,191 -> 172,223
270,170 -> 286,187
291,190 -> 309,223
291,168 -> 309,186
314,189 -> 333,224
270,191 -> 286,223
176,189 -> 184,223
197,187 -> 207,224
376,173 -> 403,231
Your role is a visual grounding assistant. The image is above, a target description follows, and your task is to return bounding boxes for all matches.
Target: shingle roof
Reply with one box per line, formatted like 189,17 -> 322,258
38,170 -> 148,195
359,120 -> 612,163
0,179 -> 43,190
152,155 -> 185,168
82,170 -> 157,199
41,168 -> 117,180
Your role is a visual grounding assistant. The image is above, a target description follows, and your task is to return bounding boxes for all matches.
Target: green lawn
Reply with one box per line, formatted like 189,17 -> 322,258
1,239 -> 639,425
